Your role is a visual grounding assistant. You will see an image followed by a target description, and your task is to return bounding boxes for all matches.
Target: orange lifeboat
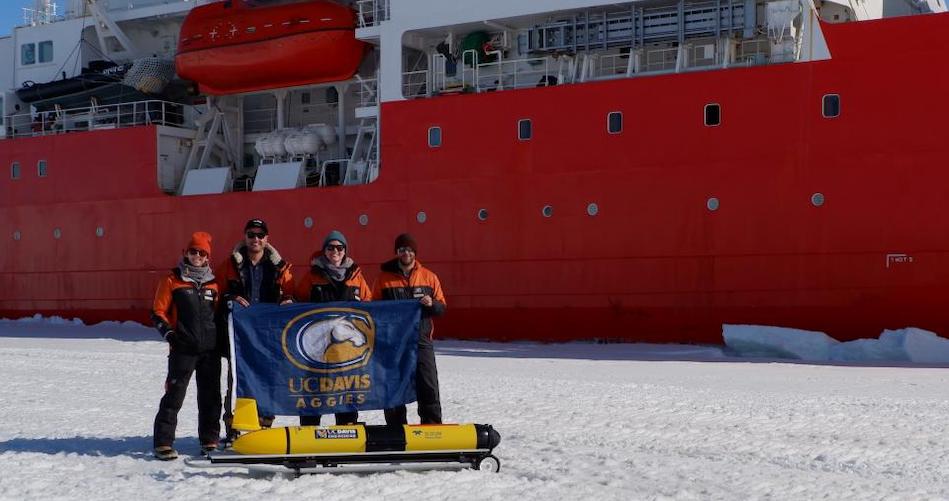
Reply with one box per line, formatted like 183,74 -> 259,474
176,0 -> 367,95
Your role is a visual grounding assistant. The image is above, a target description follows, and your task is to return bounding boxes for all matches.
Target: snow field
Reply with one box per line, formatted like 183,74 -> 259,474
0,322 -> 947,500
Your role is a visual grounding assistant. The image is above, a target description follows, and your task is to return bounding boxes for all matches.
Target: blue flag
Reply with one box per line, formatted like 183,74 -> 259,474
229,301 -> 421,417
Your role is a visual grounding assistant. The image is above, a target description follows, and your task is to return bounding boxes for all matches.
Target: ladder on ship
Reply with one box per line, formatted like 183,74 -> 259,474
342,118 -> 378,185
527,0 -> 756,53
177,97 -> 242,195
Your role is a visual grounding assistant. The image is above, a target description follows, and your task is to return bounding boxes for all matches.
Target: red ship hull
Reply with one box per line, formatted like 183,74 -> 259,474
2,15 -> 949,343
176,0 -> 366,95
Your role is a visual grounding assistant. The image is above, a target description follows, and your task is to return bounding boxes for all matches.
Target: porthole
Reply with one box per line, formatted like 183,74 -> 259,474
607,112 -> 623,134
477,208 -> 489,221
518,119 -> 532,141
707,197 -> 720,211
358,214 -> 369,226
416,211 -> 427,224
53,228 -> 61,239
303,216 -> 314,229
822,94 -> 840,118
10,162 -> 20,180
37,160 -> 47,177
587,203 -> 599,216
13,230 -> 21,241
811,193 -> 825,207
95,227 -> 104,238
427,126 -> 442,148
704,103 -> 721,127
542,205 -> 553,218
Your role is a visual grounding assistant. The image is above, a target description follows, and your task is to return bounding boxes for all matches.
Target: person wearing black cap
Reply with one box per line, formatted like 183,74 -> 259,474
151,231 -> 221,460
216,218 -> 294,440
294,230 -> 372,426
372,233 -> 446,424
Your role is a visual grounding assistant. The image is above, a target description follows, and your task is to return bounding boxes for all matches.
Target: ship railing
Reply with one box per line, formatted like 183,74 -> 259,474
22,6 -> 63,26
402,70 -> 430,98
244,101 -> 346,135
475,57 -> 552,92
356,0 -> 390,28
1,100 -> 193,139
356,77 -> 379,107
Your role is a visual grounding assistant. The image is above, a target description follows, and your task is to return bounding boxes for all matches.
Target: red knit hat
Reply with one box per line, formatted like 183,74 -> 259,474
188,231 -> 212,255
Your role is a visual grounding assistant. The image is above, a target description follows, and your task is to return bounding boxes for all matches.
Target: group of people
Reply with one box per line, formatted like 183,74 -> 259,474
150,219 -> 447,461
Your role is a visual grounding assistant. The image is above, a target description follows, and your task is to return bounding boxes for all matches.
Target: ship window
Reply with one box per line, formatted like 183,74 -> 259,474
704,104 -> 721,127
37,160 -> 47,177
20,43 -> 35,65
822,94 -> 840,118
608,112 -> 623,134
428,126 -> 442,147
38,41 -> 53,63
11,162 -> 20,179
518,119 -> 532,141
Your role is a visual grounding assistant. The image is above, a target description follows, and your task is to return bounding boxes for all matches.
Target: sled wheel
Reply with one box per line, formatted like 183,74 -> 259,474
476,455 -> 500,473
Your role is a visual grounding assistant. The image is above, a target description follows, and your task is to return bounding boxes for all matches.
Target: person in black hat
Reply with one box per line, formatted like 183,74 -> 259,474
294,230 -> 372,426
216,218 -> 294,442
372,233 -> 447,424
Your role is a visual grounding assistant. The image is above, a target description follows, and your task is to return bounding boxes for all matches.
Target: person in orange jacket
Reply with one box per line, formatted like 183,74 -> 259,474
294,229 -> 371,426
216,218 -> 293,439
372,233 -> 446,425
151,231 -> 221,460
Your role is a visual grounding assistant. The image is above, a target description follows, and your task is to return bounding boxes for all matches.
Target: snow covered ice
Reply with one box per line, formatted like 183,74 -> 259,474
1,319 -> 948,500
724,324 -> 949,364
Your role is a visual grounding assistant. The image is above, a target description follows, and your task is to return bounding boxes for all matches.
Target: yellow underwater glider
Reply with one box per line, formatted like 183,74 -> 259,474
187,398 -> 502,474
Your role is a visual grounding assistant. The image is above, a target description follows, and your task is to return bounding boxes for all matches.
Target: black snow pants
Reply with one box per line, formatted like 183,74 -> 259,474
153,349 -> 222,447
300,411 -> 359,427
384,338 -> 442,425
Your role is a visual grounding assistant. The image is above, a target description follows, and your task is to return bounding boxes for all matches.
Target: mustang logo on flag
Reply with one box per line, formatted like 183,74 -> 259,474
229,301 -> 421,417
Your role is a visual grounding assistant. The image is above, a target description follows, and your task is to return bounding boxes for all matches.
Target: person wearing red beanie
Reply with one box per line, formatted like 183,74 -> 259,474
151,231 -> 222,460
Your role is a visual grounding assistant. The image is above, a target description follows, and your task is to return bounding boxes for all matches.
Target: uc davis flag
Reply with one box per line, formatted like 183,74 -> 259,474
229,301 -> 421,417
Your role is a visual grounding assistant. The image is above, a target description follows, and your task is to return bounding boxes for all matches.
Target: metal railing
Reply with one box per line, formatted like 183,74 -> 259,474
2,100 -> 192,139
356,0 -> 390,28
402,70 -> 429,98
403,35 -> 794,99
356,77 -> 378,107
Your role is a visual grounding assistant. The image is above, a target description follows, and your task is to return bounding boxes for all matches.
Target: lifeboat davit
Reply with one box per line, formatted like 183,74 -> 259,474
176,0 -> 367,95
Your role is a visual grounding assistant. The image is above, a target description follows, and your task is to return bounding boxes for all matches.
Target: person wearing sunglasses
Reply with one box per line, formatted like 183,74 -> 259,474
372,233 -> 446,425
151,231 -> 221,460
216,218 -> 293,439
294,230 -> 372,427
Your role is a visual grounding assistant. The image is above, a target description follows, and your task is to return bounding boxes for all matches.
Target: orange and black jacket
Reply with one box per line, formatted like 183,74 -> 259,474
371,258 -> 446,339
216,243 -> 293,305
295,253 -> 372,303
152,268 -> 220,353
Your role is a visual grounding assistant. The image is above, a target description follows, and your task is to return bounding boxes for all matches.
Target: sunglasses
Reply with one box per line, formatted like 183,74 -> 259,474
245,231 -> 267,239
396,246 -> 415,254
186,248 -> 208,257
324,244 -> 346,252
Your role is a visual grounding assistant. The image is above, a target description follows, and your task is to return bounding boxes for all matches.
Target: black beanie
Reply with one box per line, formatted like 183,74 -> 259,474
394,233 -> 418,254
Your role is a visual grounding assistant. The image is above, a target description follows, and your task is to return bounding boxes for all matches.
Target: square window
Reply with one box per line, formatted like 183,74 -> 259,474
704,104 -> 721,127
518,119 -> 532,141
38,41 -> 53,63
21,43 -> 35,65
822,94 -> 840,118
428,126 -> 442,147
608,112 -> 623,134
37,160 -> 47,177
11,162 -> 20,179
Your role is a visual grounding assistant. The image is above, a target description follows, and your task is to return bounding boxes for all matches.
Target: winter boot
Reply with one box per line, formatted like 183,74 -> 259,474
153,446 -> 178,461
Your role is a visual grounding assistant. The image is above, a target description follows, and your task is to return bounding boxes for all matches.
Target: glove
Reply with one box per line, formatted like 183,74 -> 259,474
162,330 -> 175,343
